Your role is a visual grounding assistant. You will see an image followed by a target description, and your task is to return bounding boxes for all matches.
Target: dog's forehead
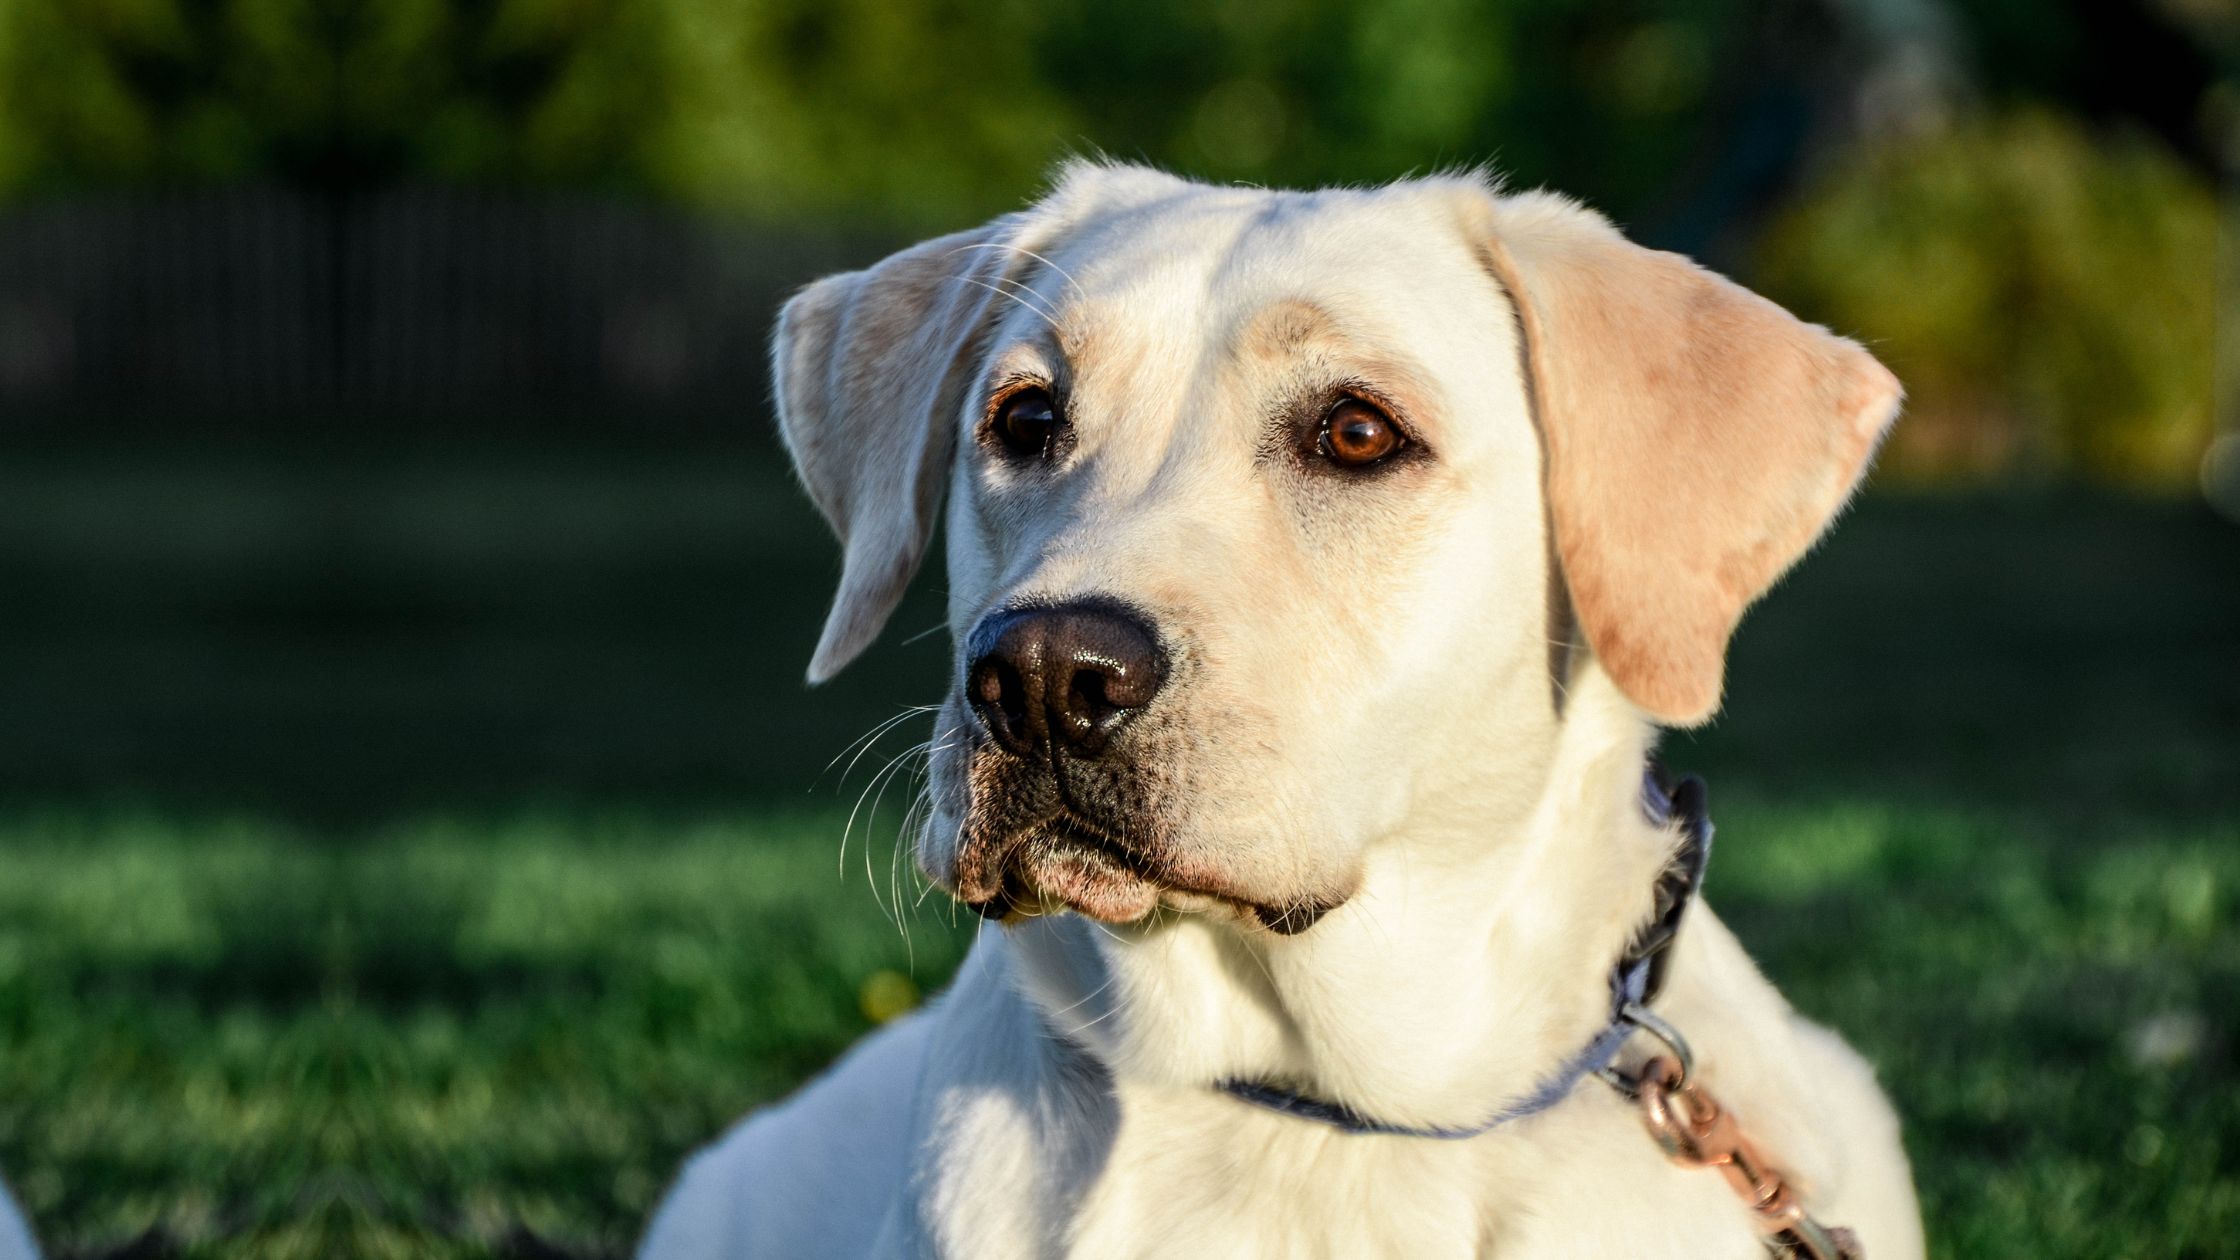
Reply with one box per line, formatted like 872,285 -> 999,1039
1026,180 -> 1500,362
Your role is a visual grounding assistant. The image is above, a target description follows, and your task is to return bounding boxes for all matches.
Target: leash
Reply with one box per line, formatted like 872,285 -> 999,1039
1214,764 -> 1862,1260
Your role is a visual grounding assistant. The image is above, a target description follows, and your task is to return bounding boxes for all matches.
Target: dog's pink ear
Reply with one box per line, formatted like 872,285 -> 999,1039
773,223 -> 1015,682
1479,192 -> 1901,726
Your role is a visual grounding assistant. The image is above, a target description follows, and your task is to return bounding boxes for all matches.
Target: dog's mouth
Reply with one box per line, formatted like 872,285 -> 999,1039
954,811 -> 1342,935
974,815 -> 1165,925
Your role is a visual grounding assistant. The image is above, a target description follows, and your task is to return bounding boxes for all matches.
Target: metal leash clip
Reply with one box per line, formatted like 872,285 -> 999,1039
1606,1006 -> 1864,1260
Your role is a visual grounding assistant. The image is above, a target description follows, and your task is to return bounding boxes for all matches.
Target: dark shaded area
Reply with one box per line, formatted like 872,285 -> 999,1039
1951,0 -> 2227,168
4,446 -> 2234,826
1686,491 -> 2240,821
0,194 -> 886,432
0,443 -> 943,818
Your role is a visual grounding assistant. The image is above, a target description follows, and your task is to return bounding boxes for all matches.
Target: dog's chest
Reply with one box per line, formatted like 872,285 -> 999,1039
1060,1096 -> 1499,1258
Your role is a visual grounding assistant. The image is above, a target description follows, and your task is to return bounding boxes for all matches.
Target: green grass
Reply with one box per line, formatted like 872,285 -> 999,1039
0,806 -> 976,1259
0,799 -> 2231,1258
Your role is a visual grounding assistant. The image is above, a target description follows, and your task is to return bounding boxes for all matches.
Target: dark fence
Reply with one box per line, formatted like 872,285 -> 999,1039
0,188 -> 884,436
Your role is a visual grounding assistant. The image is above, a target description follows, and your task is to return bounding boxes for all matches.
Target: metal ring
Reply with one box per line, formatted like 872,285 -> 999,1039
1618,1001 -> 1696,1087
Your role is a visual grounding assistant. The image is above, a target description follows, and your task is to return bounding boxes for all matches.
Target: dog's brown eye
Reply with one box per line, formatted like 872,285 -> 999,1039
993,388 -> 1061,458
1319,398 -> 1405,467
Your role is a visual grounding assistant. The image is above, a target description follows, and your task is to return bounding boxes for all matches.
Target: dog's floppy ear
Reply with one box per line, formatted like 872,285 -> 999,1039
1476,191 -> 1901,726
773,221 -> 1016,682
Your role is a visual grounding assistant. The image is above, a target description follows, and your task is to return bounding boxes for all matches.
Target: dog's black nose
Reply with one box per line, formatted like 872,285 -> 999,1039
967,602 -> 1166,759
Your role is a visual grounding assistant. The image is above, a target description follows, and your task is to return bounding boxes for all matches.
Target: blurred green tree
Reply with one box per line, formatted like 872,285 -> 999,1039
0,0 -> 2223,494
1758,109 -> 2218,490
0,0 -> 334,190
0,0 -> 1770,225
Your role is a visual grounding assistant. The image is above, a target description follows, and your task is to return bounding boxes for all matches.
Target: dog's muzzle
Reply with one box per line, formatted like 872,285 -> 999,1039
952,599 -> 1170,923
948,598 -> 1345,933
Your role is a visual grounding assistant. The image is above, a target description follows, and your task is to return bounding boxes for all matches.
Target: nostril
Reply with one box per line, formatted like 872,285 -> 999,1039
1068,670 -> 1117,728
993,664 -> 1027,730
969,657 -> 1032,752
973,659 -> 1007,708
1056,651 -> 1164,755
1095,661 -> 1158,712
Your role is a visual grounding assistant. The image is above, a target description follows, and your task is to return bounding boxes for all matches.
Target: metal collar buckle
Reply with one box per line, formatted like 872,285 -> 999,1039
1602,1004 -> 1864,1260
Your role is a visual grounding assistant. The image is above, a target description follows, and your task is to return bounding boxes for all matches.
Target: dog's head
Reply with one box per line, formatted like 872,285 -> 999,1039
776,164 -> 1897,934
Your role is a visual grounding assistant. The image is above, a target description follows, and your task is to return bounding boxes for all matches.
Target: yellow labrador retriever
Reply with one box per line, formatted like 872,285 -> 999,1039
641,164 -> 1922,1259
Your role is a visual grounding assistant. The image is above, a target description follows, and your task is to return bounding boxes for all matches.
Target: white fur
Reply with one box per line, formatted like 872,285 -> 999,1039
0,1179 -> 35,1260
641,166 -> 1922,1259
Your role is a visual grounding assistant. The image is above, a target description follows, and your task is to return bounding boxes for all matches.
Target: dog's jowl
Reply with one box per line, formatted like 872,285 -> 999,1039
640,165 -> 1924,1260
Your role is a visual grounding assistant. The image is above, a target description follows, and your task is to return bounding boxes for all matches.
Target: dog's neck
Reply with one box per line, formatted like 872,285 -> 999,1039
998,667 -> 1676,1129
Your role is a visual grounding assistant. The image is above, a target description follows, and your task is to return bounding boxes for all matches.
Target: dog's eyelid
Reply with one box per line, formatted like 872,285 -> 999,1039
989,368 -> 1048,394
982,372 -> 1051,411
1330,381 -> 1419,436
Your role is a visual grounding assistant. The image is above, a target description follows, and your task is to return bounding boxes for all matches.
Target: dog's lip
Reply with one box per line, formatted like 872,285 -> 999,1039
962,813 -> 1347,933
967,814 -> 1165,925
1044,814 -> 1142,870
1249,898 -> 1339,936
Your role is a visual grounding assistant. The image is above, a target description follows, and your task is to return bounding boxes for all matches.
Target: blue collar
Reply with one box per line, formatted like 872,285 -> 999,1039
1214,764 -> 1715,1140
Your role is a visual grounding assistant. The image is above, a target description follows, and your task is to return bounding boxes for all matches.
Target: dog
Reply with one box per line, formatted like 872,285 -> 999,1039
640,163 -> 1923,1259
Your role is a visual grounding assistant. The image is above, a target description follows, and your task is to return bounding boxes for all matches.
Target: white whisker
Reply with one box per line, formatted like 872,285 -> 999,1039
843,738 -> 931,918
950,240 -> 1090,307
827,705 -> 938,877
951,275 -> 1063,337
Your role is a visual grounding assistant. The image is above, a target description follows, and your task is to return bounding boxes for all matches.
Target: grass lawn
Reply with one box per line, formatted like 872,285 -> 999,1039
0,798 -> 2232,1259
0,452 -> 2234,1258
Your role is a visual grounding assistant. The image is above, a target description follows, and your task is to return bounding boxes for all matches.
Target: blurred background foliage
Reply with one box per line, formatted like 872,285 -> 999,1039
0,0 -> 2231,490
1762,107 -> 2220,490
